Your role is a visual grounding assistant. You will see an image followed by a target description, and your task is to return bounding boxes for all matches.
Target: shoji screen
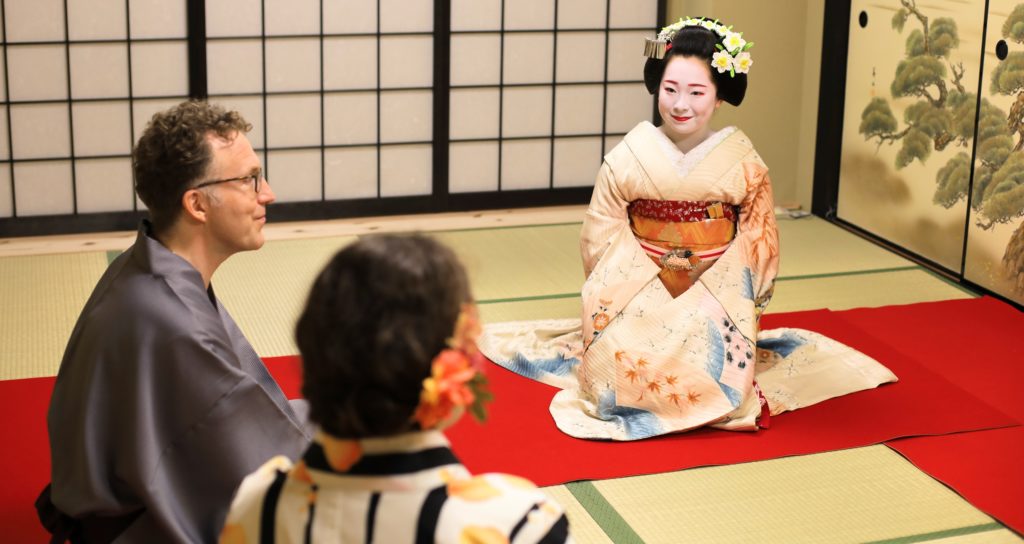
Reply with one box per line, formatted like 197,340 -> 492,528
0,0 -> 189,219
448,0 -> 656,193
205,0 -> 435,204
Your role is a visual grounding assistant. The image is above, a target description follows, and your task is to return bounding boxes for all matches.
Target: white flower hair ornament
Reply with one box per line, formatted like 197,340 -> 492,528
643,17 -> 754,77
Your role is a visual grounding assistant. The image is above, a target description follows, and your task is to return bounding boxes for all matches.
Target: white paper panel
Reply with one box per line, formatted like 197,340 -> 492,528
380,36 -> 434,88
553,137 -> 601,187
324,0 -> 378,34
10,104 -> 71,159
323,92 -> 377,145
449,141 -> 498,193
607,30 -> 647,81
132,98 -> 188,146
556,32 -> 606,82
266,149 -> 322,203
72,101 -> 132,156
450,34 -> 501,86
130,41 -> 189,97
502,86 -> 552,138
605,82 -> 651,133
557,0 -> 607,29
605,133 -> 623,155
5,0 -> 65,42
207,40 -> 264,95
503,33 -> 554,84
209,96 -> 267,150
0,107 -> 8,160
451,0 -> 501,31
7,45 -> 68,101
129,0 -> 186,39
380,144 -> 431,196
324,147 -> 377,199
449,88 -> 500,139
380,90 -> 433,143
13,161 -> 73,216
555,84 -> 604,135
265,0 -> 319,35
70,44 -> 129,99
265,38 -> 321,93
206,0 -> 262,38
609,0 -> 657,29
68,0 -> 126,40
324,37 -> 378,90
501,139 -> 550,190
75,158 -> 134,213
0,167 -> 11,217
381,0 -> 433,32
505,0 -> 555,30
266,94 -> 321,148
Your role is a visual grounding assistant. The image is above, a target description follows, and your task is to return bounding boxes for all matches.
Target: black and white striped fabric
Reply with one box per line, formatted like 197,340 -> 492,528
221,430 -> 573,543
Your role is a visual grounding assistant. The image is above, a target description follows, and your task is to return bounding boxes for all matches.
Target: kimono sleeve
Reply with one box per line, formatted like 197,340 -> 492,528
119,333 -> 309,543
738,161 -> 780,306
580,161 -> 630,278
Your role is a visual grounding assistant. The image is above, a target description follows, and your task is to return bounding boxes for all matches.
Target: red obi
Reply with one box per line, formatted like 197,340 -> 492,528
627,199 -> 739,222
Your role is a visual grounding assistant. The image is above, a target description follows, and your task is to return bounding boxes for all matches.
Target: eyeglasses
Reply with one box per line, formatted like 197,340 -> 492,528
193,169 -> 264,194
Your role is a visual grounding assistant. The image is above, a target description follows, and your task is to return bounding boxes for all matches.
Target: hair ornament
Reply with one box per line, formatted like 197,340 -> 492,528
644,16 -> 754,77
413,304 -> 493,429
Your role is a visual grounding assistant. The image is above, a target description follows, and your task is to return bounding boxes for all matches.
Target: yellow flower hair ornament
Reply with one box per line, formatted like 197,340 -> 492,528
413,304 -> 493,429
643,16 -> 754,78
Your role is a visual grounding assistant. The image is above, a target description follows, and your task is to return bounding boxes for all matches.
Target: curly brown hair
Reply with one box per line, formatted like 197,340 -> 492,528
296,234 -> 472,439
133,100 -> 253,234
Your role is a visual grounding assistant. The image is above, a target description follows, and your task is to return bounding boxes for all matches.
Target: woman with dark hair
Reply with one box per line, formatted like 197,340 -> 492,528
220,234 -> 571,543
481,18 -> 896,441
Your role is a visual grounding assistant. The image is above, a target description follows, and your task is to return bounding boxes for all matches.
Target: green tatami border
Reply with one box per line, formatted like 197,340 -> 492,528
566,481 -> 645,544
863,522 -> 1007,543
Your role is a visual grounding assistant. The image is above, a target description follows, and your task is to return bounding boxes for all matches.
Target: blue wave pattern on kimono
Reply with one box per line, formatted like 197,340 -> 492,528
705,319 -> 743,407
507,353 -> 579,381
597,390 -> 663,439
741,267 -> 755,300
756,332 -> 806,358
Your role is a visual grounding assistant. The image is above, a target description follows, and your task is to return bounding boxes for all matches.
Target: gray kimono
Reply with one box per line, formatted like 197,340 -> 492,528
47,222 -> 312,543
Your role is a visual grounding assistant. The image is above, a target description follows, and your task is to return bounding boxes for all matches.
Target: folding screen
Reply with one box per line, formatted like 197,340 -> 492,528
826,0 -> 1024,306
963,0 -> 1024,305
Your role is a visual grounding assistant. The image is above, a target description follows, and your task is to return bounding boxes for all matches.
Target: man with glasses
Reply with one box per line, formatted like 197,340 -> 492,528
38,101 -> 312,543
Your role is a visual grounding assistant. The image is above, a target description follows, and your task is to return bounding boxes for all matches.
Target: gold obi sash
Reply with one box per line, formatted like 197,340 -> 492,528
628,199 -> 738,298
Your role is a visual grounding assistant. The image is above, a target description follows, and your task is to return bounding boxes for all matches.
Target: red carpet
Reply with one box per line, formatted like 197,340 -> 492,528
841,298 -> 1024,534
2,297 -> 1019,542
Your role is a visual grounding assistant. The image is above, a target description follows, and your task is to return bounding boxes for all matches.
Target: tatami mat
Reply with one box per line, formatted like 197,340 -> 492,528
768,268 -> 975,314
541,486 -> 615,544
214,236 -> 357,358
593,445 -> 1003,544
776,216 -> 912,277
0,252 -> 109,380
431,224 -> 584,301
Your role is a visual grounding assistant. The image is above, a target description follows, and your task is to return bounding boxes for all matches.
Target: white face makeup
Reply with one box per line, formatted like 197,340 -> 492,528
657,55 -> 723,152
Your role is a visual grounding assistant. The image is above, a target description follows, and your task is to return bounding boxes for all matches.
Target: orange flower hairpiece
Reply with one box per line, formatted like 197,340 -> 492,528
413,304 -> 493,429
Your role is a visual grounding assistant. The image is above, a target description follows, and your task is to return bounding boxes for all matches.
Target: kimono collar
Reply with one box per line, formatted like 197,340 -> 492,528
624,121 -> 755,200
296,430 -> 468,491
131,220 -> 220,311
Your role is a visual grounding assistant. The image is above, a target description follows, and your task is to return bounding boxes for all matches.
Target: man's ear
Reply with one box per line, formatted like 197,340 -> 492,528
181,188 -> 209,224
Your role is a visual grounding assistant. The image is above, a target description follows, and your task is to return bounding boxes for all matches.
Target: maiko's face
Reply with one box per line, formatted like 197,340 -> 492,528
657,55 -> 723,152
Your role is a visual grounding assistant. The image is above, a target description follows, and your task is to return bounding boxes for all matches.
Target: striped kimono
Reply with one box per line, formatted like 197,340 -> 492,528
480,121 -> 897,440
220,430 -> 572,543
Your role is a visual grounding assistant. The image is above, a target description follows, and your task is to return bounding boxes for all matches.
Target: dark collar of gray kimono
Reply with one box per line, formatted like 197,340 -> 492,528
132,220 -> 218,308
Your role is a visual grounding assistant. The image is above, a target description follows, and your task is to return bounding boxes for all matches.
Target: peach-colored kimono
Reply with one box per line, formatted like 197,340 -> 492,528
481,122 -> 896,440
